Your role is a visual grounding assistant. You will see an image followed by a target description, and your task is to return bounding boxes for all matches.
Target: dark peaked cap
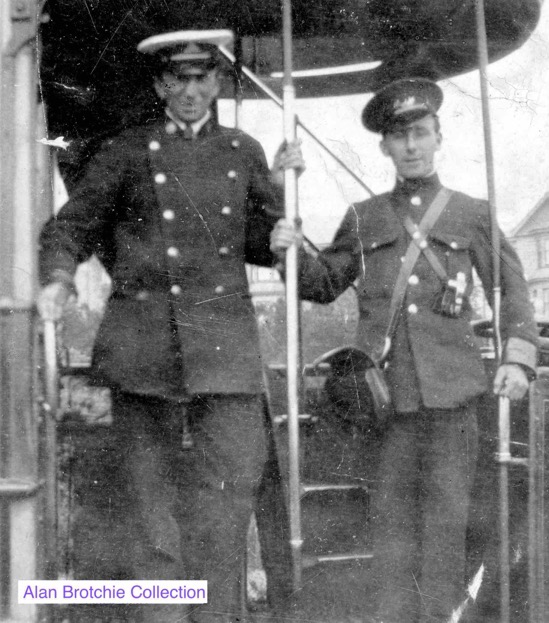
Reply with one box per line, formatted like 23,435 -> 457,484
137,29 -> 233,71
362,78 -> 443,133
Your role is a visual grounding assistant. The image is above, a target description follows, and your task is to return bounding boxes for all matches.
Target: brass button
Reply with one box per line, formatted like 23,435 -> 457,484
155,172 -> 167,184
149,140 -> 161,151
218,246 -> 230,256
408,275 -> 419,285
408,304 -> 418,314
231,139 -> 240,148
163,209 -> 175,220
170,284 -> 182,296
412,231 -> 421,240
450,241 -> 458,250
167,246 -> 179,258
221,206 -> 232,216
371,242 -> 378,249
165,121 -> 177,134
419,240 -> 428,250
227,170 -> 237,179
214,285 -> 225,295
411,196 -> 422,206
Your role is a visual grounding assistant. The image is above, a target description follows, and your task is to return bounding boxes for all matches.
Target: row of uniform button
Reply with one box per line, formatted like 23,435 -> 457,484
407,269 -> 419,314
166,245 -> 231,258
136,284 -> 227,298
169,284 -> 226,296
150,124 -> 241,148
161,206 -> 232,220
154,170 -> 238,185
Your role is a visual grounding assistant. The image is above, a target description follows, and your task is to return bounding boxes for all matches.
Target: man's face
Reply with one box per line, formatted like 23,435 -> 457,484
154,67 -> 220,123
380,114 -> 442,179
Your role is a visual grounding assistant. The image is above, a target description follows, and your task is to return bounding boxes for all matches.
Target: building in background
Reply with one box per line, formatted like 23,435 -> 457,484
508,192 -> 549,319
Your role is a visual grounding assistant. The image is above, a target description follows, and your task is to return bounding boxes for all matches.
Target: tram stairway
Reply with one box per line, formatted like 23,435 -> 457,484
259,360 -> 382,623
265,361 -> 377,564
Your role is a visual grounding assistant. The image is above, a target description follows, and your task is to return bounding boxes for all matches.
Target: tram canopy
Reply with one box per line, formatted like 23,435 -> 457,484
40,0 -> 542,172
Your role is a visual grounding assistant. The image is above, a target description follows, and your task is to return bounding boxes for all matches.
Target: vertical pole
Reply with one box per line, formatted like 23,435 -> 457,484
0,1 -> 44,621
474,2 -> 510,622
281,0 -> 303,590
527,380 -> 545,623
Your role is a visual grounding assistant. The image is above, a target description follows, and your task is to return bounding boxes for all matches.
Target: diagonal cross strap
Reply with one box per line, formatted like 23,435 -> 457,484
379,187 -> 453,362
401,215 -> 448,283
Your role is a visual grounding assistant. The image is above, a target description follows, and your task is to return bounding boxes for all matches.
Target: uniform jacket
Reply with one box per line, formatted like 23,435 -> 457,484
297,175 -> 538,411
40,117 -> 282,398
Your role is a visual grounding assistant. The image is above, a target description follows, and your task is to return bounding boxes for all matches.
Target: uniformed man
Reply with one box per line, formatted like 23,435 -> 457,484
38,30 -> 302,623
270,78 -> 538,623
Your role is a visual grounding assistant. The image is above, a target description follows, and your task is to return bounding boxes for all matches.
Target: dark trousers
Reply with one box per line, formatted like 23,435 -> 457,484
371,405 -> 478,623
112,392 -> 269,623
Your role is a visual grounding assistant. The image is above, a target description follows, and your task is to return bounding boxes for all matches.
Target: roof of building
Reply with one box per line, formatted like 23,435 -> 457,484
509,191 -> 549,238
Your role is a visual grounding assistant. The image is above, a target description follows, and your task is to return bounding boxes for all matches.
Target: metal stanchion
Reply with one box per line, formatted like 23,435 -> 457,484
281,0 -> 304,590
43,320 -> 59,414
474,1 -> 511,620
528,379 -> 546,623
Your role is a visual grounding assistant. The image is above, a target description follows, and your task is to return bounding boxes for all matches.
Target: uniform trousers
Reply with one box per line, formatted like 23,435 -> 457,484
112,391 -> 269,623
371,404 -> 478,623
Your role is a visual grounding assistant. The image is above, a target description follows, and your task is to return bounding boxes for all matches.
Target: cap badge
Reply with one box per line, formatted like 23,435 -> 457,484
393,96 -> 427,115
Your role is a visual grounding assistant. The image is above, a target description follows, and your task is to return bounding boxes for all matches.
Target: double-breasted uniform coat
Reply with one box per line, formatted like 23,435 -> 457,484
293,173 -> 538,623
39,116 -> 285,623
40,116 -> 281,398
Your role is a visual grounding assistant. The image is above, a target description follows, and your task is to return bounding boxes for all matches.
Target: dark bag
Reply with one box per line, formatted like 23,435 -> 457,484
313,346 -> 393,434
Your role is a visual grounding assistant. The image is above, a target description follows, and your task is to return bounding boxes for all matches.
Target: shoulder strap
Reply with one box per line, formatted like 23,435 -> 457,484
379,187 -> 452,362
401,215 -> 448,282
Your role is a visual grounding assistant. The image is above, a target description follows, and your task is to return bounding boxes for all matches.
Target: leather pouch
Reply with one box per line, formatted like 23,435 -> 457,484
314,346 -> 393,434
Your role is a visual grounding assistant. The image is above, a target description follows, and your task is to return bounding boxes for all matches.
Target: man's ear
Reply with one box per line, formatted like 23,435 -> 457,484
435,131 -> 443,152
379,138 -> 389,157
210,69 -> 222,98
154,78 -> 166,100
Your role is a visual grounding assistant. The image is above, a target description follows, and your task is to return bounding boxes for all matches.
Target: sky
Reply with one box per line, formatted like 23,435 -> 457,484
219,1 -> 549,243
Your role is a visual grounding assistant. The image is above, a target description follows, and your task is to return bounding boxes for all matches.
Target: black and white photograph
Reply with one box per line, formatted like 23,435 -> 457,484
1,1 -> 549,622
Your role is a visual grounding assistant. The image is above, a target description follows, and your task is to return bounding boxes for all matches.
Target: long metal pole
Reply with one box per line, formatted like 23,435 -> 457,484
281,0 -> 303,590
0,1 -> 44,620
474,3 -> 511,622
528,380 -> 545,623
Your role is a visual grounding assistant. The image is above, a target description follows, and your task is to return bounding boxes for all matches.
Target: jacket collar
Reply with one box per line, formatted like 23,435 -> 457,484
166,108 -> 212,134
162,110 -> 218,139
393,172 -> 442,199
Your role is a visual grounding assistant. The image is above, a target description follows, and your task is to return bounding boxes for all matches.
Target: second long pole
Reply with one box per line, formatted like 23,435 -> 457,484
281,0 -> 304,591
474,2 -> 511,622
